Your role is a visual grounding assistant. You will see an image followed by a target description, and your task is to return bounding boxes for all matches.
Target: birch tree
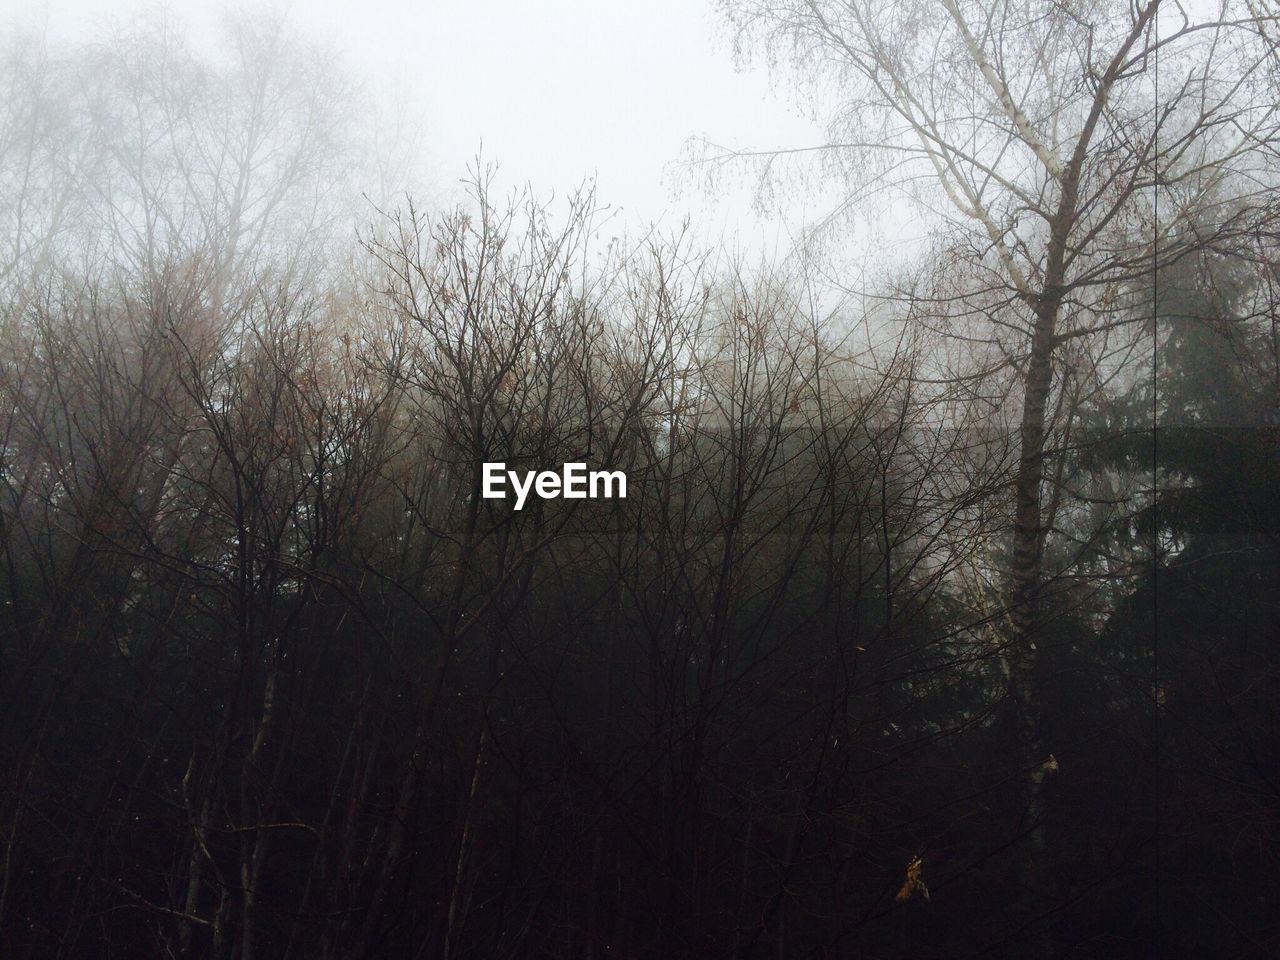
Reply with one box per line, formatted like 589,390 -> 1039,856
711,0 -> 1280,949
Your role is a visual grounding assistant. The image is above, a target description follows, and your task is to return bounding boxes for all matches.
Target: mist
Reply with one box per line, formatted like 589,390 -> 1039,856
1,3 -> 1278,959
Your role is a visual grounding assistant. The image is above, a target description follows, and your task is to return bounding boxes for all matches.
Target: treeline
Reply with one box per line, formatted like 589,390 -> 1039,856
0,172 -> 1001,957
1,7 -> 1278,960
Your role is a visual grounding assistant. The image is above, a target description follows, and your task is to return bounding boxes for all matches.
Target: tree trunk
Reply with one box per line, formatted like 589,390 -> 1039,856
1007,298 -> 1059,959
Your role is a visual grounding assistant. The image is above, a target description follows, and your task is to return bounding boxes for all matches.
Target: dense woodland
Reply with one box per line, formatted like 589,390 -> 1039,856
1,3 -> 1278,958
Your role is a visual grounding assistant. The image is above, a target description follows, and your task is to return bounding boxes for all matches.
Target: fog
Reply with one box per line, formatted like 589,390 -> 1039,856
9,0 -> 830,250
1,3 -> 1276,959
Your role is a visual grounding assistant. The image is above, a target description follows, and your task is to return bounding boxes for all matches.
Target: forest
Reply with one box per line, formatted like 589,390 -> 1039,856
0,2 -> 1277,958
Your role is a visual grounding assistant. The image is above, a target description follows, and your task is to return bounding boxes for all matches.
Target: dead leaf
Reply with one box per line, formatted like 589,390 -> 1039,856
895,855 -> 930,903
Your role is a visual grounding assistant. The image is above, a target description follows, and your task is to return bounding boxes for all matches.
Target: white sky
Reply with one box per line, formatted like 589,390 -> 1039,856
6,0 -> 833,257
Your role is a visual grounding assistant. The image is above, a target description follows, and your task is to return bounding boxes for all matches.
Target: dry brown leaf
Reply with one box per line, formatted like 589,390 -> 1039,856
895,855 -> 930,903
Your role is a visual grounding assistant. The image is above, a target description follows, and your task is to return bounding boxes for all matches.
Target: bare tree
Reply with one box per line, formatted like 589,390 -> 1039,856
708,0 -> 1280,947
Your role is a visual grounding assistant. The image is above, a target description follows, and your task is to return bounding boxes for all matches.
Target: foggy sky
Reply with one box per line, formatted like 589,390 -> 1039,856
7,0 -> 828,255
